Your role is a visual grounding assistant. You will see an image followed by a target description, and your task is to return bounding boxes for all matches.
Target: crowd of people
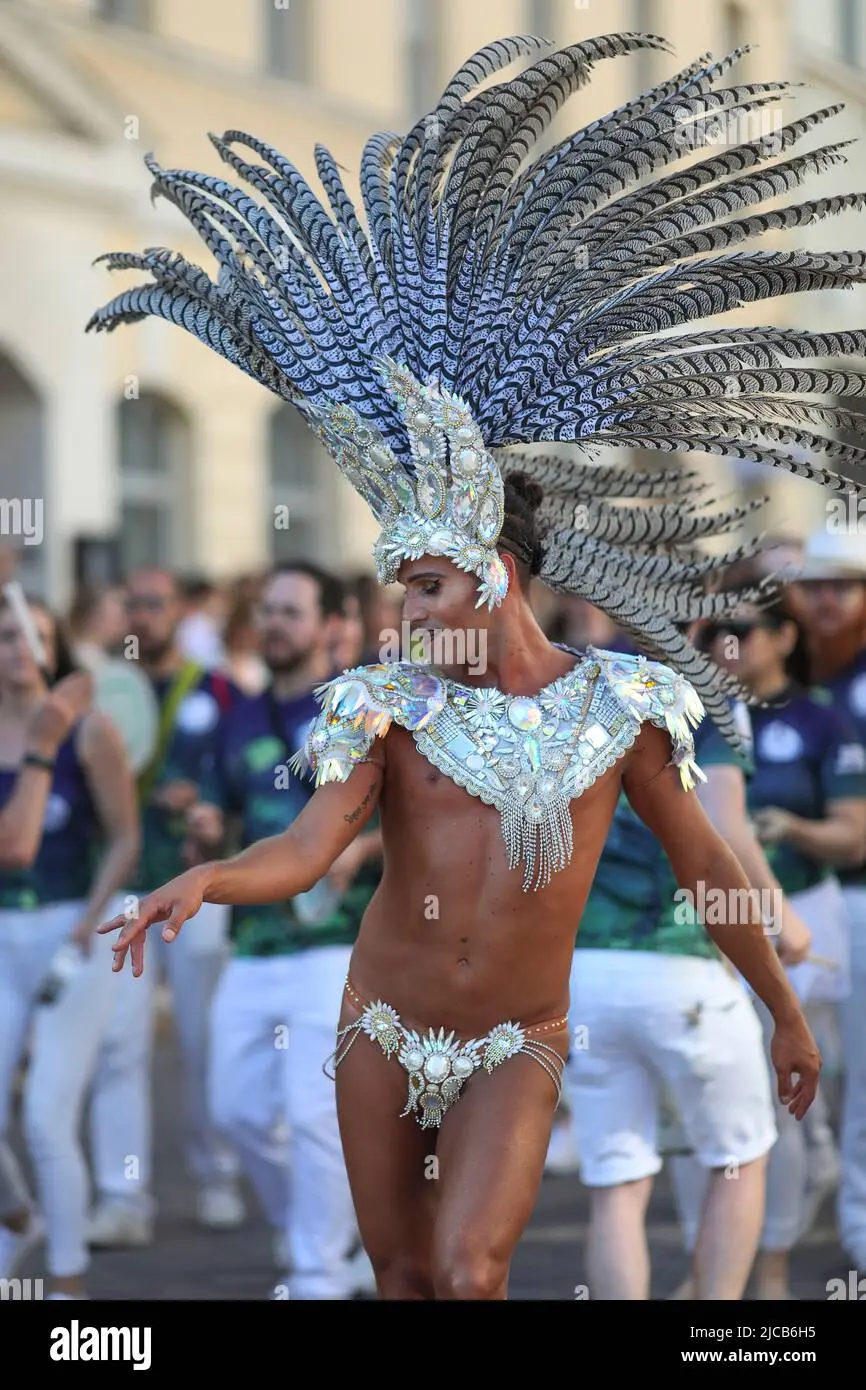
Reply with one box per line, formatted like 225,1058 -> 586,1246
0,525 -> 864,1300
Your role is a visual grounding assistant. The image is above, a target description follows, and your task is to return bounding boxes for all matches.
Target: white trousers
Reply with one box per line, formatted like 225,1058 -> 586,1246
208,946 -> 356,1300
88,900 -> 237,1211
668,998 -> 837,1252
566,950 -> 776,1187
839,886 -> 866,1263
0,902 -> 117,1277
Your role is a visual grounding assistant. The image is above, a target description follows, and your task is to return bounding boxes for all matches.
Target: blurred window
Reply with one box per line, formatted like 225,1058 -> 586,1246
527,0 -> 555,37
632,0 -> 657,88
117,393 -> 190,569
839,0 -> 861,63
405,0 -> 440,115
95,0 -> 152,27
722,1 -> 746,56
267,403 -> 326,562
264,0 -> 311,81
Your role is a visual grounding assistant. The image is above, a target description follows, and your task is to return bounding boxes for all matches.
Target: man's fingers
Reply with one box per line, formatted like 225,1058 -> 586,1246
793,1069 -> 819,1120
130,935 -> 146,978
97,913 -> 128,936
161,910 -> 189,943
776,1065 -> 793,1105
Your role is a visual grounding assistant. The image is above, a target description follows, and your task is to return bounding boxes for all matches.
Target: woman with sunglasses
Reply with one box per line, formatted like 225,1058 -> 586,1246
0,593 -> 139,1299
675,599 -> 866,1299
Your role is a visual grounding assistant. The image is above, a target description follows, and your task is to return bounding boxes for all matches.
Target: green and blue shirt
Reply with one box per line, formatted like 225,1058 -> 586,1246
0,726 -> 99,909
748,682 -> 866,895
133,668 -> 238,894
818,648 -> 866,889
576,708 -> 748,958
207,685 -> 379,958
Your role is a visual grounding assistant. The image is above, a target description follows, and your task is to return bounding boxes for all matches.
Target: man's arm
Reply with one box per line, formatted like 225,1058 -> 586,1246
753,800 -> 866,869
205,765 -> 382,903
99,754 -> 384,976
0,672 -> 93,868
697,764 -> 811,964
622,724 -> 820,1118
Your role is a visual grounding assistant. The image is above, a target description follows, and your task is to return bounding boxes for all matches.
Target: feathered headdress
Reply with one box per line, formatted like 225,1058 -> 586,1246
87,32 -> 866,754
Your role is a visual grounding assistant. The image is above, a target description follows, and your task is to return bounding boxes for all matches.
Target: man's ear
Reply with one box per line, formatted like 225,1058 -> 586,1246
499,550 -> 520,593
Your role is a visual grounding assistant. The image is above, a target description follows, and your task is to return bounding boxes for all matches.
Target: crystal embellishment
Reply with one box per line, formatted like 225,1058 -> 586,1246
292,645 -> 707,892
346,1003 -> 551,1129
361,1002 -> 401,1058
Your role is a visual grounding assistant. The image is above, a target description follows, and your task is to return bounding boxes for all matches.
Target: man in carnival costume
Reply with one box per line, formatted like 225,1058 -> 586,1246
91,33 -> 866,1298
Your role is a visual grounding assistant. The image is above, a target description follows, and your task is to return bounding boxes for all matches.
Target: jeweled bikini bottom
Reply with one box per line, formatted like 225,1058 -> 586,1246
326,977 -> 567,1130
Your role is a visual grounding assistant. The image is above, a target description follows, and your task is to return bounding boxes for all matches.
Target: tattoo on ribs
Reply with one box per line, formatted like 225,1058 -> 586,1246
343,781 -> 377,825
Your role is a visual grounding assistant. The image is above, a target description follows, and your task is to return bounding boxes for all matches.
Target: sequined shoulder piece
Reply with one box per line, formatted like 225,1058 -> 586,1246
288,663 -> 448,785
587,646 -> 707,791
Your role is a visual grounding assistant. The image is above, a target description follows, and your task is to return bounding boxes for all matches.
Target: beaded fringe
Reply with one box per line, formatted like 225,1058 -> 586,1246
501,794 -> 575,892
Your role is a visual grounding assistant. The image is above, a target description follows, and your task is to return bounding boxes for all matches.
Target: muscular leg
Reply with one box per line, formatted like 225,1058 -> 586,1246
334,1000 -> 438,1300
430,1028 -> 568,1300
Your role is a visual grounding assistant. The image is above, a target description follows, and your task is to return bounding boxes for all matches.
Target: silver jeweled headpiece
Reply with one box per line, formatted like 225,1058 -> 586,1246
299,359 -> 508,610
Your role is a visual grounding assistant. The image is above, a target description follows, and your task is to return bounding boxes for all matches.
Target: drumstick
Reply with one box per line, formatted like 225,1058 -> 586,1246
2,580 -> 50,685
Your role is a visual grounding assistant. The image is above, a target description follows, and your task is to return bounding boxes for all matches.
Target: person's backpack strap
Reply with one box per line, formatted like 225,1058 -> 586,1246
137,660 -> 203,805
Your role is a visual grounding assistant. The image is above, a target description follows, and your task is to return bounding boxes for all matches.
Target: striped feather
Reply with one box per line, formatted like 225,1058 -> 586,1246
86,32 -> 866,757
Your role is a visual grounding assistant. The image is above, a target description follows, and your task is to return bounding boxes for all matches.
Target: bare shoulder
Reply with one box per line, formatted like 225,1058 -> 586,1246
621,721 -> 678,791
76,708 -> 126,765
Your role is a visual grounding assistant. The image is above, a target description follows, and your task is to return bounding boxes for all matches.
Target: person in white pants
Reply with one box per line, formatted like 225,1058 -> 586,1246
188,563 -> 380,1298
787,537 -> 866,1272
840,889 -> 866,1267
566,667 -> 817,1300
87,902 -> 230,1236
0,598 -> 139,1299
669,595 -> 866,1298
86,569 -> 242,1246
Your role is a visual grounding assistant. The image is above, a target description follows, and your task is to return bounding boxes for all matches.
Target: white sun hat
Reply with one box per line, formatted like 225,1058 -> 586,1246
796,526 -> 866,581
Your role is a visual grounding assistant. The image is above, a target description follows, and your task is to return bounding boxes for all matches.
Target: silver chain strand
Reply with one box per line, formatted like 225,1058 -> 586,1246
324,997 -> 565,1128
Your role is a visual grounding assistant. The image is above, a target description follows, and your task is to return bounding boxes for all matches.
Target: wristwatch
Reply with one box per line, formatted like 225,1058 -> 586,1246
23,751 -> 55,773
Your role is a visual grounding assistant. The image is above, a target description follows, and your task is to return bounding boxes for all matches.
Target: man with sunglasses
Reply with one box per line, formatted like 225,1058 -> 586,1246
184,562 -> 381,1299
86,568 -> 245,1248
789,534 -> 866,1274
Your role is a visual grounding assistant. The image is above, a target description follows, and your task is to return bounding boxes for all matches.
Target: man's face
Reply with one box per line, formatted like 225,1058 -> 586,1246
255,571 -> 333,674
329,594 -> 365,670
124,571 -> 182,662
397,555 -> 494,667
789,578 -> 866,640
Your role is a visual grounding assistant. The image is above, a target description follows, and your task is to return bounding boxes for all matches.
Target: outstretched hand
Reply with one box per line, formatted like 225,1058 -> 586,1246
770,1011 -> 821,1121
97,869 -> 207,976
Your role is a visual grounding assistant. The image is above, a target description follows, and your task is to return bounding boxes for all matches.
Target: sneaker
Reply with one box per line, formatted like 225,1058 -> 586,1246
347,1245 -> 376,1298
86,1203 -> 154,1249
197,1185 -> 245,1230
0,1212 -> 45,1279
544,1119 -> 580,1176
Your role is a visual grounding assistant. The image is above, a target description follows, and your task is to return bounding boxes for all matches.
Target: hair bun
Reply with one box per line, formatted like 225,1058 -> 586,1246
504,470 -> 544,512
